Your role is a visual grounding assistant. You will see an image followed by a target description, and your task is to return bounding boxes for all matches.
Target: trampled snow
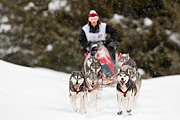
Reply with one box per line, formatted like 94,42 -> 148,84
0,60 -> 180,120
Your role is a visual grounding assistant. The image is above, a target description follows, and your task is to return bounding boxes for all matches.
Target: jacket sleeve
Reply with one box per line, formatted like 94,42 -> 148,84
78,29 -> 88,52
105,24 -> 118,42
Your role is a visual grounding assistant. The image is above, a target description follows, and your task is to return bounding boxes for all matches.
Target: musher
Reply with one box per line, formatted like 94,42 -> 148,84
78,10 -> 118,58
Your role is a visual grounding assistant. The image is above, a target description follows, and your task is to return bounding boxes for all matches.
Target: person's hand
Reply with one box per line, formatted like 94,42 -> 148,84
106,39 -> 113,44
107,41 -> 119,50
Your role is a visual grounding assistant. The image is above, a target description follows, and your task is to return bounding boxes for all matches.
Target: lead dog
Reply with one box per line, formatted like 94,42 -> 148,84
120,65 -> 142,106
69,71 -> 87,114
116,69 -> 137,115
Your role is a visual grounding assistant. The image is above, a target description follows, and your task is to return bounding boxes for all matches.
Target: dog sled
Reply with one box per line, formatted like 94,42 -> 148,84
84,40 -> 119,86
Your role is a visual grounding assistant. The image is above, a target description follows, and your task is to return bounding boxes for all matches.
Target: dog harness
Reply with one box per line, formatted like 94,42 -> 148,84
88,85 -> 98,93
124,61 -> 133,66
120,88 -> 129,97
117,86 -> 130,97
73,86 -> 83,94
123,59 -> 137,69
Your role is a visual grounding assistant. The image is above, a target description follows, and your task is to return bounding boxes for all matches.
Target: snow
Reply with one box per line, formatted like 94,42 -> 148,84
144,18 -> 153,27
138,68 -> 145,76
0,60 -> 180,120
111,14 -> 125,24
110,14 -> 127,28
0,16 -> 9,23
48,0 -> 69,12
45,44 -> 53,51
0,15 -> 11,33
24,2 -> 35,11
169,33 -> 180,46
0,24 -> 11,33
165,30 -> 180,46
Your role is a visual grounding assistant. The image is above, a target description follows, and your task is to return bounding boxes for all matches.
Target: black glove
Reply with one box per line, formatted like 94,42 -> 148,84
82,42 -> 89,53
83,42 -> 89,48
106,39 -> 113,44
107,41 -> 119,50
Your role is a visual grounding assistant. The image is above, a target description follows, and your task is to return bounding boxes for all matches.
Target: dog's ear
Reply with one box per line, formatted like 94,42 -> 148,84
119,53 -> 122,57
126,68 -> 129,74
120,68 -> 123,72
81,71 -> 85,78
98,59 -> 101,63
133,67 -> 136,74
80,71 -> 83,75
127,53 -> 130,60
70,71 -> 75,79
72,71 -> 77,75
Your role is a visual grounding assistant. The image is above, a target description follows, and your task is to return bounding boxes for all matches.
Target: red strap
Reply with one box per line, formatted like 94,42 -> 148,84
74,86 -> 83,94
122,91 -> 127,97
88,89 -> 92,92
117,52 -> 120,58
74,88 -> 79,93
85,51 -> 89,59
120,88 -> 129,97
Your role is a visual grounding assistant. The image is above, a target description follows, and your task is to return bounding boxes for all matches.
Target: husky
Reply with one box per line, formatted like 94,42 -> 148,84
86,60 -> 103,109
129,67 -> 142,104
117,53 -> 137,73
130,67 -> 142,90
69,71 -> 87,114
85,56 -> 98,74
120,64 -> 142,106
116,69 -> 137,115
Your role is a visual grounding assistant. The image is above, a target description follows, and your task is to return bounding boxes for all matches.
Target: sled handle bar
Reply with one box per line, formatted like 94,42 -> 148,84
88,40 -> 107,45
88,40 -> 119,46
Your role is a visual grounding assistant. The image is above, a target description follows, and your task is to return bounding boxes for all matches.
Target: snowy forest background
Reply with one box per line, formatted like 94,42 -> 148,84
0,0 -> 180,78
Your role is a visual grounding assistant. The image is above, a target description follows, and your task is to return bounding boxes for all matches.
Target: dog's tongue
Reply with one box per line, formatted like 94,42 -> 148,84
74,85 -> 78,89
120,81 -> 124,84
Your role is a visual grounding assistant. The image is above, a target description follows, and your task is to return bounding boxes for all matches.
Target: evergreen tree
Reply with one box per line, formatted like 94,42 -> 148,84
0,0 -> 179,78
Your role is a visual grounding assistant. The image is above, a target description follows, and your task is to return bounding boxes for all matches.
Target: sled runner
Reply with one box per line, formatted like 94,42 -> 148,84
84,40 -> 119,86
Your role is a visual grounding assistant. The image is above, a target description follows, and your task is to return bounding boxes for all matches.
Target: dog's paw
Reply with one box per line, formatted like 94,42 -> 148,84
127,109 -> 132,115
79,108 -> 86,114
117,111 -> 123,115
73,108 -> 78,113
83,109 -> 87,114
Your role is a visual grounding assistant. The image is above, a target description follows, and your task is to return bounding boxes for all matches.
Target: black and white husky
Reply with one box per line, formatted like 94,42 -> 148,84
120,65 -> 142,106
86,60 -> 102,110
85,56 -> 98,74
69,71 -> 87,114
117,53 -> 141,105
116,69 -> 137,115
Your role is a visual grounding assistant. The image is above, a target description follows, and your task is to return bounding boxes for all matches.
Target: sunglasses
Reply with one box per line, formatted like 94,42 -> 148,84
89,16 -> 99,22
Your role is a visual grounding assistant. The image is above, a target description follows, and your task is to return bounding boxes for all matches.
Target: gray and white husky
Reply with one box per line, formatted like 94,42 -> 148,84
86,60 -> 103,110
85,56 -> 98,74
69,71 -> 87,114
117,53 -> 141,100
120,65 -> 142,105
116,69 -> 137,115
117,53 -> 137,73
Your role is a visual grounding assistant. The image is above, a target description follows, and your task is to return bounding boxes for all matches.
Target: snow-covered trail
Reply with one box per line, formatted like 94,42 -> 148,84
0,60 -> 179,120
